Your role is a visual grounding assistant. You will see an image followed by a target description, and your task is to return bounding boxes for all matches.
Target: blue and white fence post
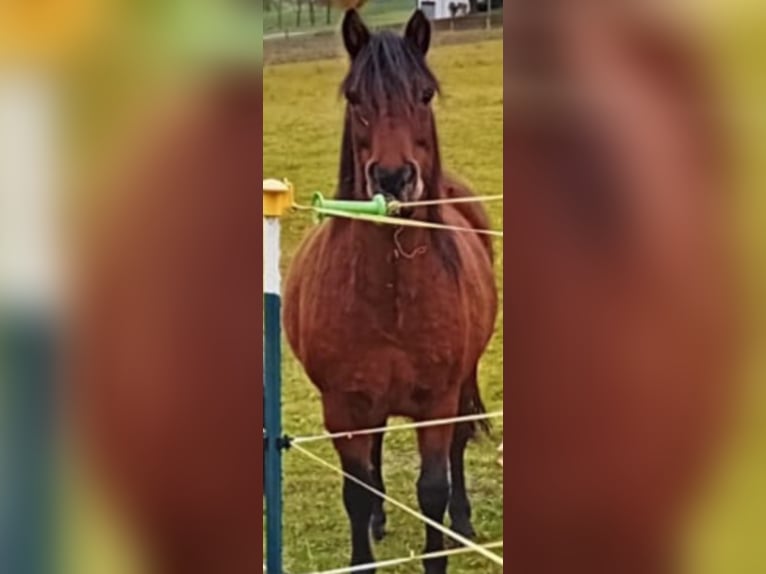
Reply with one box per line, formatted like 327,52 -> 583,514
263,179 -> 293,574
0,70 -> 61,574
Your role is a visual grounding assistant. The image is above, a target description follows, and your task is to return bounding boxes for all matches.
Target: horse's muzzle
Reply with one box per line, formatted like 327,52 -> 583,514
368,162 -> 421,202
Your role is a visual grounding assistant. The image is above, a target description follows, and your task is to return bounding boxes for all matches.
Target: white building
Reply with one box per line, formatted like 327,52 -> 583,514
418,0 -> 470,21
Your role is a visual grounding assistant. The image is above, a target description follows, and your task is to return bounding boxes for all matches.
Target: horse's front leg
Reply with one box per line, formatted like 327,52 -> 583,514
370,428 -> 387,542
416,424 -> 454,574
334,435 -> 376,573
448,421 -> 476,541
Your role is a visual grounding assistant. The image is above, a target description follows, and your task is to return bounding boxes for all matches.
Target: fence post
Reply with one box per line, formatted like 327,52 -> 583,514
263,179 -> 293,574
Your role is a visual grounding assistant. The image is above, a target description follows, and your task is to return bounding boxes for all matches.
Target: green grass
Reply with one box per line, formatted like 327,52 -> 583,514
264,40 -> 504,573
264,0 -> 417,34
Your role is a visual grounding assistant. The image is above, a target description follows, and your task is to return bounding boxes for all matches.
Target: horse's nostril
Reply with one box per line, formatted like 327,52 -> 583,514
402,163 -> 416,184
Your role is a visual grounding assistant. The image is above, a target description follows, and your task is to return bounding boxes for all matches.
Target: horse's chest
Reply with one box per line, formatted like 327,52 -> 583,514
338,265 -> 462,335
308,260 -> 466,366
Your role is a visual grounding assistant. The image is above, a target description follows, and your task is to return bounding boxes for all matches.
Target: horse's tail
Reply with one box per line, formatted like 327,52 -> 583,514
460,368 -> 492,439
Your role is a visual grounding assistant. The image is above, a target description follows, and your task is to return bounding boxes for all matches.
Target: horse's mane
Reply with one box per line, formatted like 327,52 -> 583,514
340,31 -> 440,114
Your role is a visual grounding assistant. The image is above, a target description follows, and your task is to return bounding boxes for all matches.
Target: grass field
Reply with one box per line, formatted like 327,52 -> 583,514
263,39 -> 504,573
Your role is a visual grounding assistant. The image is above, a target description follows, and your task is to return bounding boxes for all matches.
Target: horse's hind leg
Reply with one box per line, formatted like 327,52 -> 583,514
334,435 -> 377,573
448,421 -> 476,541
416,423 -> 454,574
370,428 -> 387,542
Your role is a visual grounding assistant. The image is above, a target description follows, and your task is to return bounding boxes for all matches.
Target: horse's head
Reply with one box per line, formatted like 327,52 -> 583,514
337,10 -> 441,206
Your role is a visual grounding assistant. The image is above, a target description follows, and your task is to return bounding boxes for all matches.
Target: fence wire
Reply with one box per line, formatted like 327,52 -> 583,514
290,411 -> 503,445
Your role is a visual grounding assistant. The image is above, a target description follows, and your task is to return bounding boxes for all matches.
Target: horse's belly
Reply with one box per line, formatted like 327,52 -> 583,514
299,320 -> 464,412
302,333 -> 457,387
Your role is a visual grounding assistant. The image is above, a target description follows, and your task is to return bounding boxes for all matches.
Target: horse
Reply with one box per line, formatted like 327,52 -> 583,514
283,10 -> 499,574
506,3 -> 739,573
69,73 -> 263,574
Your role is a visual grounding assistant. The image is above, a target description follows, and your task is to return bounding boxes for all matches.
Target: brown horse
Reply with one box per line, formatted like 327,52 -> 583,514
507,3 -> 739,573
69,74 -> 262,574
283,10 -> 498,574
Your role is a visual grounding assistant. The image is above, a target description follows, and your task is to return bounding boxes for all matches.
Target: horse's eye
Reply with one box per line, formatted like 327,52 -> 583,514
421,88 -> 435,105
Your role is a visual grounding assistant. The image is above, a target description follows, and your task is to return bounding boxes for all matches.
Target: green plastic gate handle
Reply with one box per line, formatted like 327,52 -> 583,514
311,192 -> 389,220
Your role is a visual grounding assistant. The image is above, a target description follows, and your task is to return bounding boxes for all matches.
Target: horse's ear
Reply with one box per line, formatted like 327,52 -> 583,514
405,10 -> 431,55
342,10 -> 370,59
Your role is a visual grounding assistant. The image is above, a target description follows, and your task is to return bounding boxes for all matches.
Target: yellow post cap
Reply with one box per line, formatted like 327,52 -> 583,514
263,179 -> 294,218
